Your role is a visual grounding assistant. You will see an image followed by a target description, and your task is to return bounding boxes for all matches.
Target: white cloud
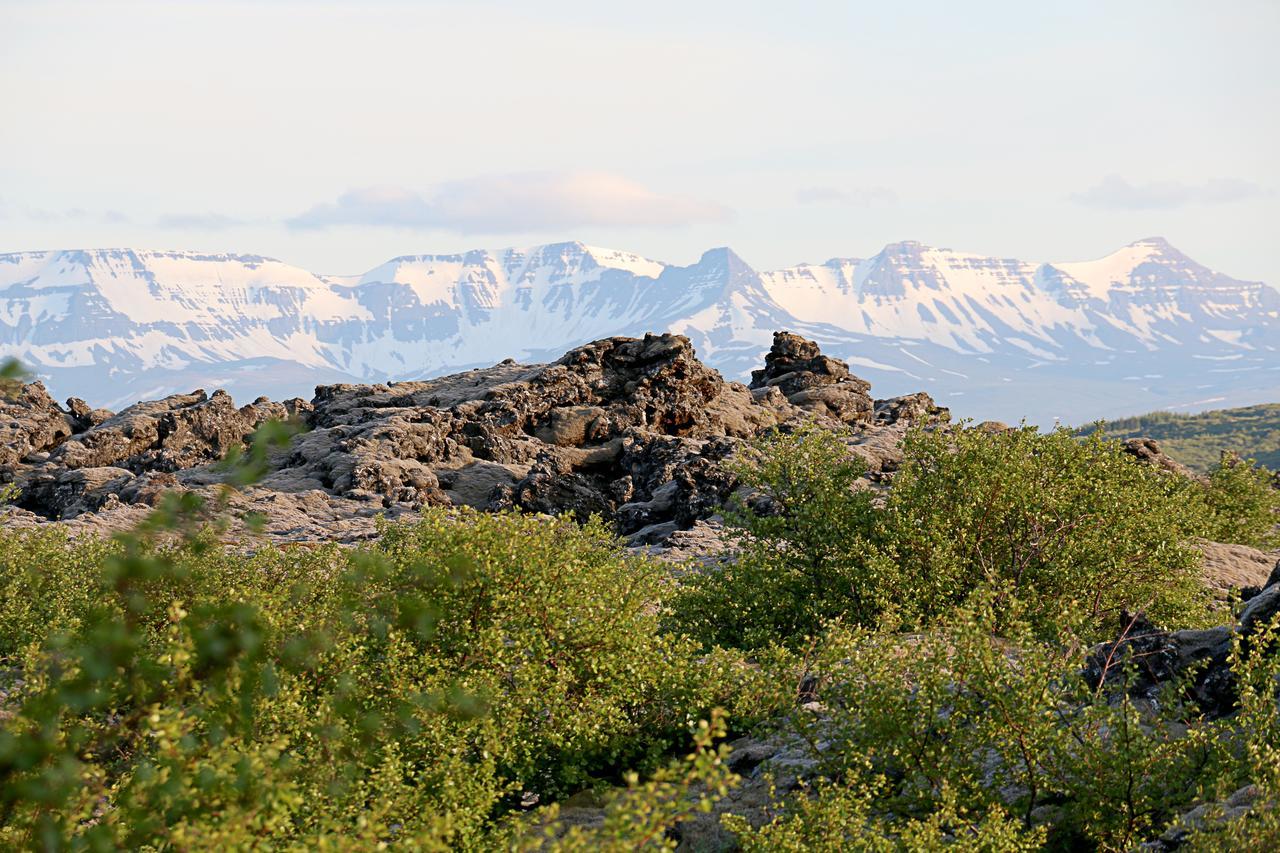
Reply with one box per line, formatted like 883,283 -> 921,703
1,202 -> 132,225
155,212 -> 247,229
1072,175 -> 1272,210
795,185 -> 897,205
288,172 -> 730,233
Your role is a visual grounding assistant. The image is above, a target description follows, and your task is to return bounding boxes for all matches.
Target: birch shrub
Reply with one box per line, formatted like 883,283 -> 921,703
734,605 -> 1280,851
672,423 -> 1225,648
0,508 -> 778,849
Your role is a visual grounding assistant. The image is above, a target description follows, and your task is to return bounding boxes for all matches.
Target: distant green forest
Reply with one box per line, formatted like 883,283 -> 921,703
1077,403 -> 1280,472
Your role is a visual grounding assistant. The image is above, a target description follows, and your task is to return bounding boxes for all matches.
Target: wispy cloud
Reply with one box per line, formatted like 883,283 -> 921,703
795,185 -> 897,205
1072,175 -> 1272,210
288,172 -> 730,233
1,202 -> 132,225
155,212 -> 247,229
1,200 -> 247,230
25,206 -> 90,223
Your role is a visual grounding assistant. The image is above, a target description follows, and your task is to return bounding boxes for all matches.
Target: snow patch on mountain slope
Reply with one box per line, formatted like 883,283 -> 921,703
1052,239 -> 1167,300
1,238 -> 1277,424
761,243 -> 1105,354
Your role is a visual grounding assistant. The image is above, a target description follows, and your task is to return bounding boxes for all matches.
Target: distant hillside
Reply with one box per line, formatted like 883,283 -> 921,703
1079,403 -> 1280,472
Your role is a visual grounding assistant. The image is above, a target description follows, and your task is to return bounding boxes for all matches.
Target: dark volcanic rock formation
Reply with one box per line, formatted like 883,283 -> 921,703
0,382 -> 77,467
750,331 -> 874,424
1,331 -> 947,543
1084,564 -> 1280,719
51,390 -> 308,473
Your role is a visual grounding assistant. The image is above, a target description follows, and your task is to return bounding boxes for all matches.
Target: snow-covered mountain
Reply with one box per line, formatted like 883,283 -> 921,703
1,239 -> 1276,425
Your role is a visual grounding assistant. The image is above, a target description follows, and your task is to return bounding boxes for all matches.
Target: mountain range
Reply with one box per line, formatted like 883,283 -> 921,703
1,238 -> 1277,425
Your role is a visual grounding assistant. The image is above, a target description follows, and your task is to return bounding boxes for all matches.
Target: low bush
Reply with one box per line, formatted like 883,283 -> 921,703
732,604 -> 1280,851
668,423 -> 893,650
671,423 -> 1224,647
509,709 -> 742,851
880,426 -> 1215,637
729,782 -> 1046,852
1193,454 -> 1280,548
0,507 -> 780,848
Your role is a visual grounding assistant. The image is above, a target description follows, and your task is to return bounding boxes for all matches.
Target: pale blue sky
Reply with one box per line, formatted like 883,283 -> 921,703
2,0 -> 1277,281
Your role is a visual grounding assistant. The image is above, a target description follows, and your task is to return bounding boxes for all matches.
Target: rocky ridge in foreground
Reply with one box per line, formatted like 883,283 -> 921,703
0,331 -> 947,545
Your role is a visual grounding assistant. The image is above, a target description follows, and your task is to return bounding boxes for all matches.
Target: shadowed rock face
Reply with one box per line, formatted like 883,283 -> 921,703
749,331 -> 873,424
0,382 -> 76,467
0,331 -> 947,543
1082,559 -> 1280,722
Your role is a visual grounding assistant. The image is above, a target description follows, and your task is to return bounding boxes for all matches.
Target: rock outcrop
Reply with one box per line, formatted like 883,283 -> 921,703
1121,437 -> 1203,481
0,381 -> 76,467
49,390 -> 307,473
1084,565 -> 1280,719
1196,541 -> 1279,598
4,389 -> 311,521
749,331 -> 874,424
0,331 -> 948,545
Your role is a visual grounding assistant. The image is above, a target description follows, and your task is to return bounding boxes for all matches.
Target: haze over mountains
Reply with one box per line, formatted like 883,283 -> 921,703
1,238 -> 1276,426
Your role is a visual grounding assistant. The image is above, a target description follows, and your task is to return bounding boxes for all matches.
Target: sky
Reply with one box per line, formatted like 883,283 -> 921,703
2,0 -> 1277,282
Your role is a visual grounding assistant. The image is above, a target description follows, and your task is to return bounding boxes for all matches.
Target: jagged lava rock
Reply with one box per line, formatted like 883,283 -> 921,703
750,331 -> 873,424
0,332 -> 944,542
0,381 -> 76,466
51,389 -> 307,473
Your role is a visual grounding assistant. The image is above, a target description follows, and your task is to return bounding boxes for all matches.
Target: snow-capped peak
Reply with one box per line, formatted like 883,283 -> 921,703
1,239 -> 1275,424
1051,238 -> 1174,300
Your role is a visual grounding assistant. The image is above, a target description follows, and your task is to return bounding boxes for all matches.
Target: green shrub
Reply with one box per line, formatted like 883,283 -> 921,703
739,604 -> 1274,851
365,509 -> 743,798
510,709 -> 741,851
880,426 -> 1214,637
1184,613 -> 1280,849
1193,455 -> 1280,548
669,423 -> 893,649
672,423 -> 1217,647
729,781 -> 1046,852
0,507 -> 775,849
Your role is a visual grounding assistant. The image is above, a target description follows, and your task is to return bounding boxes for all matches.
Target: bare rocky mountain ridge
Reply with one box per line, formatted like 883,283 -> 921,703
0,331 -> 947,546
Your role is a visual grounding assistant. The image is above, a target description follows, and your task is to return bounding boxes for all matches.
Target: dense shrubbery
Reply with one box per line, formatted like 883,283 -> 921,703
1195,454 -> 1280,548
731,611 -> 1280,851
1,417 -> 1278,848
664,421 -> 1279,847
0,507 -> 784,848
880,427 -> 1219,635
670,423 -> 1260,647
668,423 -> 892,649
